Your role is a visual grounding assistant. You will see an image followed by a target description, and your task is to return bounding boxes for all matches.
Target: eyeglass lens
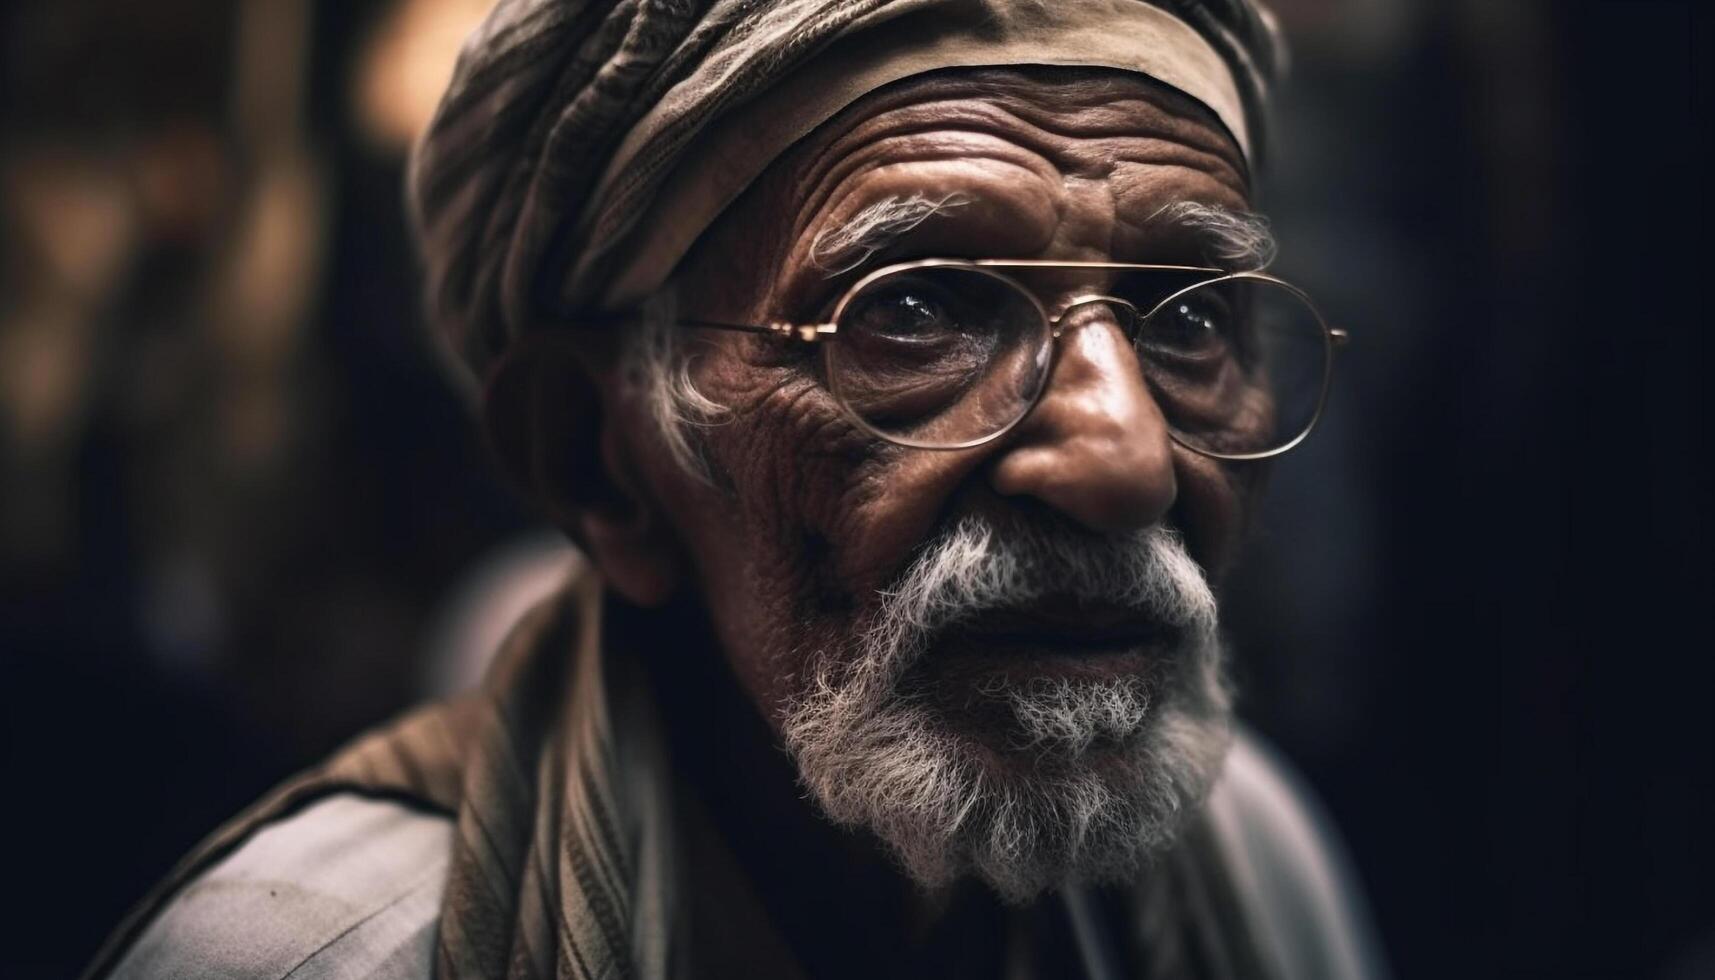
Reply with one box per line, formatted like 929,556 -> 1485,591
824,265 -> 1329,456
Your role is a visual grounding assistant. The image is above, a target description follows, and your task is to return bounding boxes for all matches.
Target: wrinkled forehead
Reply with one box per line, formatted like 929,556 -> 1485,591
775,67 -> 1250,205
584,5 -> 1253,310
699,68 -> 1257,310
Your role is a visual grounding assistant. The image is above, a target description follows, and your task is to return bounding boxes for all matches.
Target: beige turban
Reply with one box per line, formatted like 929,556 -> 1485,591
408,0 -> 1283,387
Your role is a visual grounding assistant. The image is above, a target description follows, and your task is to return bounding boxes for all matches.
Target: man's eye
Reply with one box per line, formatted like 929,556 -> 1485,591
847,287 -> 956,342
1145,297 -> 1230,356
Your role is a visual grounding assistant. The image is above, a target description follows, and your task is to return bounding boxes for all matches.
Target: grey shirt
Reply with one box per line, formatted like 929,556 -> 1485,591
110,732 -> 1383,979
111,795 -> 451,979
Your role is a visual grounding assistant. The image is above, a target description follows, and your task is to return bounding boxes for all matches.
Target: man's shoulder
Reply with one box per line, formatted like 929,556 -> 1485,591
1203,730 -> 1388,980
108,793 -> 453,980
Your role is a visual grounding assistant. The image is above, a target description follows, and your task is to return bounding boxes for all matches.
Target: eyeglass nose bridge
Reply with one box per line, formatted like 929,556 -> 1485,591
1047,295 -> 1146,341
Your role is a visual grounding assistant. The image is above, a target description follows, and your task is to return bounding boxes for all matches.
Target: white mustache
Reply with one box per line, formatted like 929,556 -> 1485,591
852,515 -> 1219,691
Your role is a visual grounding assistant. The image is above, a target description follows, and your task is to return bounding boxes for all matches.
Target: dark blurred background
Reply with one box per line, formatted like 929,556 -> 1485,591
1,0 -> 1708,977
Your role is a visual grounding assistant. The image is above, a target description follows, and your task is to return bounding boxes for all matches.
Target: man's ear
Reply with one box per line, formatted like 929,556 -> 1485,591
482,337 -> 683,606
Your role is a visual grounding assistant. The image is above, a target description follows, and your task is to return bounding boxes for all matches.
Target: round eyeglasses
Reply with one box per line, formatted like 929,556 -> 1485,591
641,259 -> 1344,460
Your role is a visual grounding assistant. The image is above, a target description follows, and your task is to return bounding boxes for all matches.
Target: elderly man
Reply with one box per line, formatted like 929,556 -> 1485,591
89,1 -> 1383,978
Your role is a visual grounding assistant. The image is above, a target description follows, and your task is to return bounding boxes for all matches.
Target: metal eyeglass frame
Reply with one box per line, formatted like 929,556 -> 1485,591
635,258 -> 1348,460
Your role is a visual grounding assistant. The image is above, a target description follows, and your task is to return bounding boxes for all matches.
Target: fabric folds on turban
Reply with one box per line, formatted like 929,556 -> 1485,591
408,0 -> 1283,386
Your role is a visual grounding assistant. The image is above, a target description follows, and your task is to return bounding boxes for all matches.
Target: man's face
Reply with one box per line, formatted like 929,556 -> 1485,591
623,68 -> 1260,898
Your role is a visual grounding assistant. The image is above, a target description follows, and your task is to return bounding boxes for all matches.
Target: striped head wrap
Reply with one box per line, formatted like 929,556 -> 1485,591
407,0 -> 1284,387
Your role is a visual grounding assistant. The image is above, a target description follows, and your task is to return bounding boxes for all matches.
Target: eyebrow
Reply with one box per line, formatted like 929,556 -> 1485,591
806,194 -> 1277,278
1147,200 -> 1277,271
808,191 -> 973,276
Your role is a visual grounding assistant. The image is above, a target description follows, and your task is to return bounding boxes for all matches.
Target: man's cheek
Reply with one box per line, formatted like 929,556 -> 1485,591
686,387 -> 829,581
1171,455 -> 1248,581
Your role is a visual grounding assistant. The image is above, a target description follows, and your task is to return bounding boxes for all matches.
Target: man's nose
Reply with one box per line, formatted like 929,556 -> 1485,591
987,312 -> 1177,533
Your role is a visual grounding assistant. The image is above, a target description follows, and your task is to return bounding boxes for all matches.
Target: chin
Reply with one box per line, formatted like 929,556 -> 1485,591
904,641 -> 1177,757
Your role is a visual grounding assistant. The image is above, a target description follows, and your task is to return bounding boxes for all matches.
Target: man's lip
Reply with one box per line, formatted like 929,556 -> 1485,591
943,602 -> 1177,653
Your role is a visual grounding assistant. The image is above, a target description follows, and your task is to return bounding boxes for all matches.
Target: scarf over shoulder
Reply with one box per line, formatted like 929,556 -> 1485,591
85,571 -> 1282,979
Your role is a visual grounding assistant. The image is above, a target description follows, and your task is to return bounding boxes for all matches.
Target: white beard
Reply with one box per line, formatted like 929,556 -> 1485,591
781,515 -> 1233,902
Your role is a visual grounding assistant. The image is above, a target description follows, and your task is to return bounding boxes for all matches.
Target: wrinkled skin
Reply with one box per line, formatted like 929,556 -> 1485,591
510,67 -> 1266,975
625,69 -> 1257,725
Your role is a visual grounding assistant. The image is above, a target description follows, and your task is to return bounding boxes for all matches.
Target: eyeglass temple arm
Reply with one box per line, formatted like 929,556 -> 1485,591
560,312 -> 838,342
675,318 -> 838,343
